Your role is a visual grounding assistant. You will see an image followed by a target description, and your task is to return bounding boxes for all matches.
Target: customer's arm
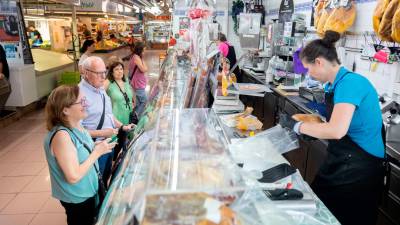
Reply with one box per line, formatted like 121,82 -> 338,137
134,55 -> 148,73
87,128 -> 118,138
51,130 -> 116,184
113,117 -> 135,131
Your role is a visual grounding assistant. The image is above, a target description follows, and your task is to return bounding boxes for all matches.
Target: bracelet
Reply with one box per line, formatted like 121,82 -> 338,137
294,122 -> 303,135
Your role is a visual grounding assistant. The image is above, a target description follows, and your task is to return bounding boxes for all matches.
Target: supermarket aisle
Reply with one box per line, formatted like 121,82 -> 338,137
0,50 -> 163,225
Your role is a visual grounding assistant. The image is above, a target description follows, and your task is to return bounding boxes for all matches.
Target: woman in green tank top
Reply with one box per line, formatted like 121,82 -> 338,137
104,60 -> 135,125
44,85 -> 116,225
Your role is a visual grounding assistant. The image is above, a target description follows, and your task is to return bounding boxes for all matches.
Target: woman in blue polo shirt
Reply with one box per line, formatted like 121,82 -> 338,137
287,31 -> 385,225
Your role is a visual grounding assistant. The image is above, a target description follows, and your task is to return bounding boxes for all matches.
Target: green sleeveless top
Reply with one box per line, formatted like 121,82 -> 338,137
44,126 -> 98,204
106,80 -> 134,124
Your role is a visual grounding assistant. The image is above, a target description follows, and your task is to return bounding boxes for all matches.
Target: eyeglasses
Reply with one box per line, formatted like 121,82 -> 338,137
72,97 -> 87,107
85,68 -> 107,78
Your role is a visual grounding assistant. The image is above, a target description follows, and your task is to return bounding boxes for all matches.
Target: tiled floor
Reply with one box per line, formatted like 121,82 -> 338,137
0,50 -> 162,225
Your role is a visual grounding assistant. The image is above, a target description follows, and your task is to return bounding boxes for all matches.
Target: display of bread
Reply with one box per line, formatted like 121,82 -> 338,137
373,0 -> 391,34
142,193 -> 241,225
323,0 -> 356,34
378,0 -> 400,41
392,1 -> 400,42
317,0 -> 334,36
314,0 -> 326,27
292,114 -> 324,123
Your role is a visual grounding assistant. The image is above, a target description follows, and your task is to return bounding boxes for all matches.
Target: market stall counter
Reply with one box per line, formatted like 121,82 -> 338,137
95,51 -> 341,225
240,68 -> 400,225
31,49 -> 74,99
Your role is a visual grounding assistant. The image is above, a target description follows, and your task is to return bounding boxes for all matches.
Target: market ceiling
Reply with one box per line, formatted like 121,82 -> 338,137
21,0 -> 152,9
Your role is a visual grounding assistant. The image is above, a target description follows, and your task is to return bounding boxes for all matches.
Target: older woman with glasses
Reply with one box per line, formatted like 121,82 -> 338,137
44,85 -> 116,225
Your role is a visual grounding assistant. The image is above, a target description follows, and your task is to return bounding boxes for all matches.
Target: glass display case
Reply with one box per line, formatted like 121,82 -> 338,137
96,48 -> 340,225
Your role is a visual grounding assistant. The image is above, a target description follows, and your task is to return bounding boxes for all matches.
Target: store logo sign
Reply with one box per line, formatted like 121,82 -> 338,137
78,0 -> 102,11
81,1 -> 94,8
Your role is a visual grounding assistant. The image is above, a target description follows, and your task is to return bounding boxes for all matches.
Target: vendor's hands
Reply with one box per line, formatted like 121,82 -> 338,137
103,128 -> 118,138
93,139 -> 116,157
279,113 -> 297,130
122,124 -> 135,131
0,73 -> 4,79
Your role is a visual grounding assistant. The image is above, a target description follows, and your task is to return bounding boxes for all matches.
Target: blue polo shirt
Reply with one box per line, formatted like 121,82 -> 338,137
325,67 -> 384,158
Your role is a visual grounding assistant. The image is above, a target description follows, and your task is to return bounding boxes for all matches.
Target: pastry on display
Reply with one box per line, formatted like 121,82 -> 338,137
142,193 -> 241,225
292,114 -> 324,123
150,160 -> 228,189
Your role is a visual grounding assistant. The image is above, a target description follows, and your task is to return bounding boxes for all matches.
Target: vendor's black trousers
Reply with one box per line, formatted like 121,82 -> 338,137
312,163 -> 384,225
60,195 -> 97,225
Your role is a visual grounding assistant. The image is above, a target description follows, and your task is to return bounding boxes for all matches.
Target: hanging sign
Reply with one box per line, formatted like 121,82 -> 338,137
278,0 -> 294,23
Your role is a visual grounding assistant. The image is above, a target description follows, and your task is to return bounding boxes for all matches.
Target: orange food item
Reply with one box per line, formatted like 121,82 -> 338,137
314,0 -> 326,27
391,1 -> 400,42
373,0 -> 391,33
292,114 -> 324,123
323,0 -> 356,34
317,0 -> 334,36
379,0 -> 400,41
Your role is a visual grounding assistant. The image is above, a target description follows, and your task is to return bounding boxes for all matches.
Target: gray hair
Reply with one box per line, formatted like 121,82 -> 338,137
82,56 -> 105,71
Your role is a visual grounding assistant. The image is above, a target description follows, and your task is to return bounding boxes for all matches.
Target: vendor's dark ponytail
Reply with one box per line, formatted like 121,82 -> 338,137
300,30 -> 341,64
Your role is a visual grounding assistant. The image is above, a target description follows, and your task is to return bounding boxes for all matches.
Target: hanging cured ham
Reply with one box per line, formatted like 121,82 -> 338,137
391,1 -> 400,42
373,0 -> 391,34
378,0 -> 399,41
314,0 -> 326,28
323,0 -> 356,34
317,0 -> 334,36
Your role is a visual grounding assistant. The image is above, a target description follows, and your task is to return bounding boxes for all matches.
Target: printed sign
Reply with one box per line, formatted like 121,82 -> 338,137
278,0 -> 294,23
4,43 -> 16,59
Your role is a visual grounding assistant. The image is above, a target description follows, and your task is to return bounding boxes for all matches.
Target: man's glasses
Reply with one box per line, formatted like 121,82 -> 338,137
72,97 -> 87,107
85,68 -> 107,78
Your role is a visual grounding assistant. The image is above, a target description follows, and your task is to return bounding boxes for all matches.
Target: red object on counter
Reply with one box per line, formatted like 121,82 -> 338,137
374,50 -> 389,63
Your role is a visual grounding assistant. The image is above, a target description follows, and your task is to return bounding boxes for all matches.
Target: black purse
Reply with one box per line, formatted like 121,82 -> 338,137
129,111 -> 139,124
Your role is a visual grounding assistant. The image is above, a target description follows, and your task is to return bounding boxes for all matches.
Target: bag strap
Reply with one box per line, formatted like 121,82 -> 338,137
49,127 -> 106,190
129,65 -> 138,81
96,94 -> 106,130
66,128 -> 107,190
115,81 -> 131,110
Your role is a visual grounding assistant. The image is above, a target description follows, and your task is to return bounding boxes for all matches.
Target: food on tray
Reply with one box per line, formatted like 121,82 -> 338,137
236,116 -> 263,131
142,193 -> 241,225
234,107 -> 254,121
151,160 -> 226,189
197,206 -> 241,225
292,114 -> 324,123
